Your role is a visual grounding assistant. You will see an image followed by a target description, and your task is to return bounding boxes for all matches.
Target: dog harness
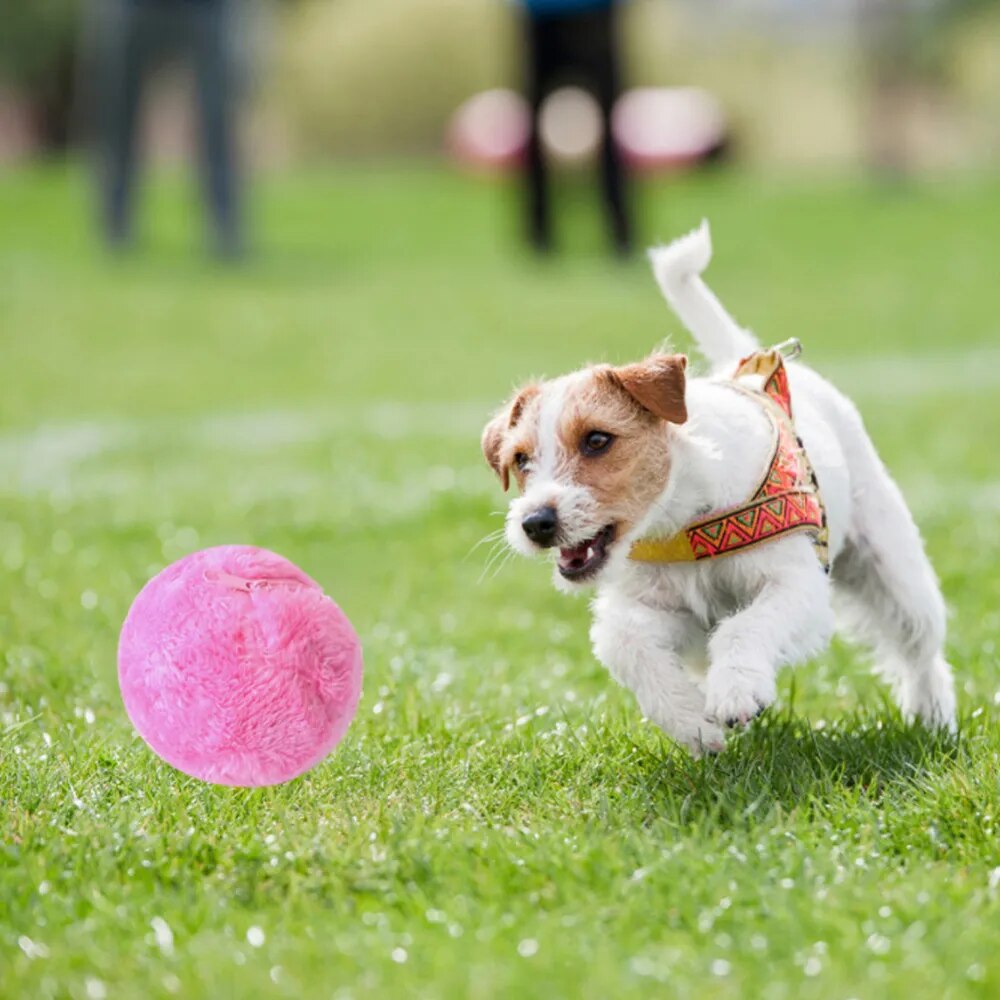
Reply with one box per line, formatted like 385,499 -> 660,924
629,340 -> 830,571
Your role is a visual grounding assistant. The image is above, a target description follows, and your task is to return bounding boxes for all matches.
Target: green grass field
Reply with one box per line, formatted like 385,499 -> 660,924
2,163 -> 999,999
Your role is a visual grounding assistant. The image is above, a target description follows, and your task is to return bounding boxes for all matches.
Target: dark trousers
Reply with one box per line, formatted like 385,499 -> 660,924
93,0 -> 241,256
523,6 -> 631,253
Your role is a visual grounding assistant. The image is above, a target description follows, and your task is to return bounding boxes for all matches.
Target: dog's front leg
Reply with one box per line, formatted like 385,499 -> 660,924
705,548 -> 834,727
591,593 -> 725,754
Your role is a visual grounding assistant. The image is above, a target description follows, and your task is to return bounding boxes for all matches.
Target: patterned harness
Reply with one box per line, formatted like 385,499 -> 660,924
629,341 -> 830,571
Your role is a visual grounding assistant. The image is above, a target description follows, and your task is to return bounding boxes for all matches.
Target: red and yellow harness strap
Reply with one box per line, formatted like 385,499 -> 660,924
628,345 -> 830,571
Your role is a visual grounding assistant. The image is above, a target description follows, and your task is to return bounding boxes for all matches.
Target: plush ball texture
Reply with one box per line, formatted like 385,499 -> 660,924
118,546 -> 363,787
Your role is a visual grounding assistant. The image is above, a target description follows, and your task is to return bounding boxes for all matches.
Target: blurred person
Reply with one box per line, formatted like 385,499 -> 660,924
862,0 -> 916,179
518,0 -> 632,254
88,0 -> 243,257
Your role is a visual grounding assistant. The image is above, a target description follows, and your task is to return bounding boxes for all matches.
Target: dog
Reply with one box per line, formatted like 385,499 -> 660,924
481,221 -> 956,753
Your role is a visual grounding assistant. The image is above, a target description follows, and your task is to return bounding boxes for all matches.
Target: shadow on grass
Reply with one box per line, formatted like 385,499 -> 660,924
617,711 -> 962,830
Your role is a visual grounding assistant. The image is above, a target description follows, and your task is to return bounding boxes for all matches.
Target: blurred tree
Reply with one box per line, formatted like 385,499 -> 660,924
277,0 -> 516,156
0,0 -> 80,153
860,0 -> 995,177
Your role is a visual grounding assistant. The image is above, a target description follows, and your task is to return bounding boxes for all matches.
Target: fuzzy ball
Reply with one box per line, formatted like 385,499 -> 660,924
118,546 -> 363,787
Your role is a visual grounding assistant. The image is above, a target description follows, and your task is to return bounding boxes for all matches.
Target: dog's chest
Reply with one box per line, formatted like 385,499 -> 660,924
609,558 -> 763,630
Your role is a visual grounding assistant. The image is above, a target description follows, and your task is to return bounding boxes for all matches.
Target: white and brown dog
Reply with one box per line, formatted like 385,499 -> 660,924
482,222 -> 955,753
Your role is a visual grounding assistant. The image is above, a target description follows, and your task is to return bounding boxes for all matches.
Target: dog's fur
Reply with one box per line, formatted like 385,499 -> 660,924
482,221 -> 956,753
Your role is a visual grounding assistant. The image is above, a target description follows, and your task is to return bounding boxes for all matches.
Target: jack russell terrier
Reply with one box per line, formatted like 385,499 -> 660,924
481,221 -> 955,753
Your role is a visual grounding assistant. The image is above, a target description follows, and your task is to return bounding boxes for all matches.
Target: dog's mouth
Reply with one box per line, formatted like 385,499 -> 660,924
557,524 -> 616,581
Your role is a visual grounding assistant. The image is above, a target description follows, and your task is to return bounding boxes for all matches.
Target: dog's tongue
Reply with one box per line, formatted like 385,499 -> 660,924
559,542 -> 591,570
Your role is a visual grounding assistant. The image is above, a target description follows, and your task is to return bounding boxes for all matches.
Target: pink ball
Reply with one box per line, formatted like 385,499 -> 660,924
118,546 -> 363,787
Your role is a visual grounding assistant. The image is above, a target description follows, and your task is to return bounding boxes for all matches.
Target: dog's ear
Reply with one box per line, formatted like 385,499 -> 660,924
481,413 -> 510,492
609,354 -> 688,424
481,384 -> 539,491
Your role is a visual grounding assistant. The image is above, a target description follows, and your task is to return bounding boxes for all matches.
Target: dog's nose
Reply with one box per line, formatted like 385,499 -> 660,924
522,506 -> 559,547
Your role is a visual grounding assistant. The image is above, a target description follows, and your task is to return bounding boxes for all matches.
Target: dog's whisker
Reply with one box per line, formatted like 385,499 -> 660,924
480,534 -> 509,558
464,528 -> 508,562
477,552 -> 505,585
478,537 -> 506,570
481,539 -> 511,575
481,547 -> 517,584
477,535 -> 519,584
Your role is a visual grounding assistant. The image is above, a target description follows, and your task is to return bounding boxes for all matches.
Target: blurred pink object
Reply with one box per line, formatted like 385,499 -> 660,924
613,87 -> 728,172
118,546 -> 363,787
538,86 -> 603,165
448,86 -> 728,175
447,88 -> 530,171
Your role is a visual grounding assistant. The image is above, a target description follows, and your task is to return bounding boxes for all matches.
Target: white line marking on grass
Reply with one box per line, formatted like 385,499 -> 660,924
0,403 -> 490,501
0,420 -> 139,493
0,406 -> 502,525
821,344 -> 1000,399
0,347 -> 996,510
1,340 -> 996,467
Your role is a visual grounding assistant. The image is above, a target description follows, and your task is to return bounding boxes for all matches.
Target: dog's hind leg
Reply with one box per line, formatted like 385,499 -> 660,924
832,419 -> 956,730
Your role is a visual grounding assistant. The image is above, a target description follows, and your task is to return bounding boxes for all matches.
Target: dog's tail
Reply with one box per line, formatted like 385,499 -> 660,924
648,220 -> 758,368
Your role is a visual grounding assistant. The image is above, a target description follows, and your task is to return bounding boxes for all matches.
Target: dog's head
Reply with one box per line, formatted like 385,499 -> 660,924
482,353 -> 688,589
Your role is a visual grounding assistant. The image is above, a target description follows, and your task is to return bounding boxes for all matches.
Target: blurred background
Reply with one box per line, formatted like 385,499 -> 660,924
0,0 -> 998,688
1,0 -> 998,172
0,0 -> 997,274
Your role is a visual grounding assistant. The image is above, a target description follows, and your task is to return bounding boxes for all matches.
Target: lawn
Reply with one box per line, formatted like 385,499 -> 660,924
1,162 -> 999,1000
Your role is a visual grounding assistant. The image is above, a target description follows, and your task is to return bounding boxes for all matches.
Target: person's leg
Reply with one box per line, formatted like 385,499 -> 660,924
591,6 -> 632,254
191,0 -> 242,257
524,13 -> 554,252
95,0 -> 147,248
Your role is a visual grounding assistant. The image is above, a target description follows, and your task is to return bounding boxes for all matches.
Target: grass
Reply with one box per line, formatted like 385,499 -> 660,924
1,161 -> 1000,999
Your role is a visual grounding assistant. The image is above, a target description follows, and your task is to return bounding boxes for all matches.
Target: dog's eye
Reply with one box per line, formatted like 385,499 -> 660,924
514,452 -> 530,472
581,431 -> 614,456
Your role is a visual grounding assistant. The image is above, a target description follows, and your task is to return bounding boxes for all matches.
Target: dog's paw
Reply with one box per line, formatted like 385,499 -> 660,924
897,655 -> 957,734
705,663 -> 775,729
673,718 -> 727,757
